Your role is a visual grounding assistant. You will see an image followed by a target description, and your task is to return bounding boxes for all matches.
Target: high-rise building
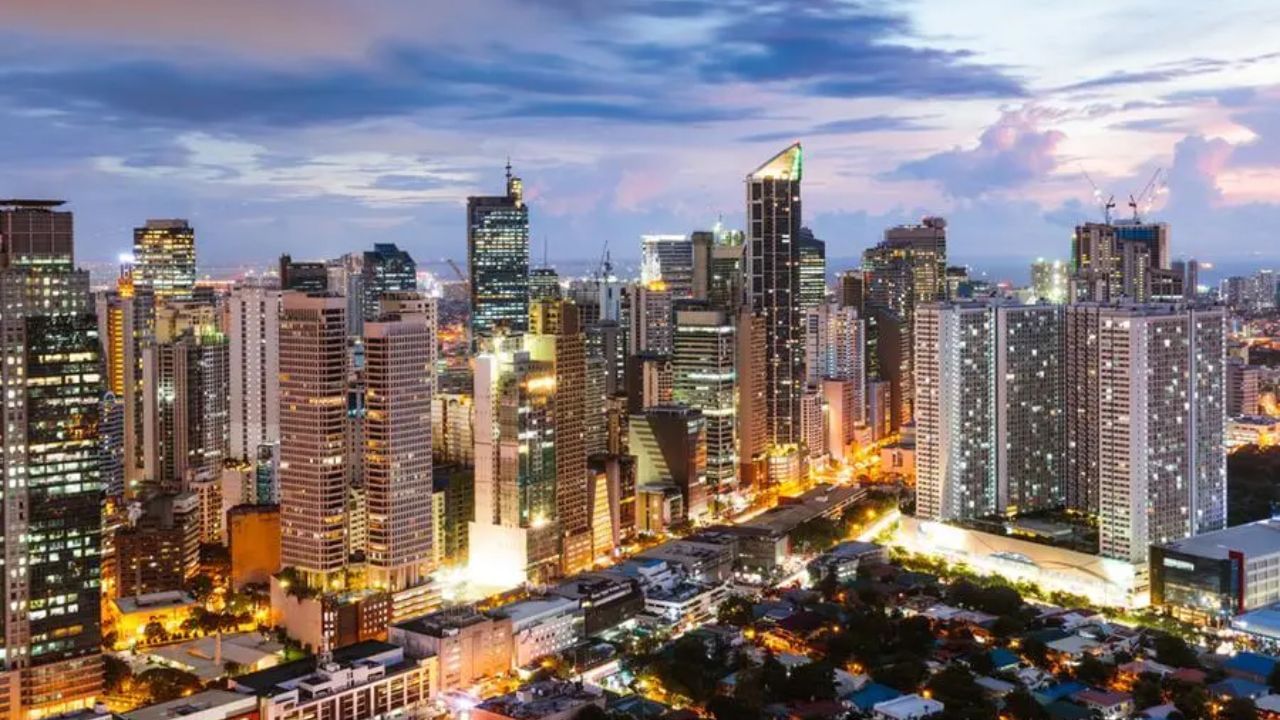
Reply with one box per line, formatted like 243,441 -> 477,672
837,270 -> 866,314
361,243 -> 417,321
96,267 -> 154,497
229,279 -> 281,460
1171,259 -> 1200,300
132,218 -> 196,300
528,299 -> 591,575
468,166 -> 530,341
363,293 -> 435,593
624,352 -> 673,415
641,234 -> 695,299
1069,221 -> 1174,302
1227,359 -> 1261,417
673,306 -> 737,506
142,303 -> 230,490
0,199 -> 105,716
471,337 -> 562,584
278,293 -> 350,590
629,406 -> 709,521
915,302 -> 1067,521
800,387 -> 827,461
529,267 -> 561,302
798,227 -> 826,311
747,143 -> 805,448
862,216 -> 947,427
804,302 -> 865,389
735,309 -> 769,494
279,254 -> 329,292
1065,303 -> 1225,563
1030,259 -> 1069,304
624,282 -> 674,355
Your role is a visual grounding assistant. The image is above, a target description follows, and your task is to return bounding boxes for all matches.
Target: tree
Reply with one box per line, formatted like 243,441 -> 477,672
1222,698 -> 1259,720
872,658 -> 928,692
136,667 -> 201,703
717,595 -> 754,627
708,695 -> 762,720
1169,681 -> 1209,720
1003,688 -> 1049,720
1153,634 -> 1200,668
103,655 -> 132,692
144,620 -> 169,645
185,574 -> 216,605
1132,672 -> 1163,710
925,666 -> 997,720
573,705 -> 610,720
785,662 -> 835,702
1074,655 -> 1114,687
1021,637 -> 1049,668
894,615 -> 936,657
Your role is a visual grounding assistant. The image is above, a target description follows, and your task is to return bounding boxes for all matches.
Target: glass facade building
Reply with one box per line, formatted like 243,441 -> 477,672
468,169 -> 530,342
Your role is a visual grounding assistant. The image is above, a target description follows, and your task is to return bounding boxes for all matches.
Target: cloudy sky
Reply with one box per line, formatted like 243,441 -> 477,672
3,0 -> 1280,275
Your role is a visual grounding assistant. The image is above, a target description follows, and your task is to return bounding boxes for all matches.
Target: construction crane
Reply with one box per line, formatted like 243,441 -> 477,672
1080,166 -> 1116,224
1128,168 -> 1164,223
445,258 -> 467,289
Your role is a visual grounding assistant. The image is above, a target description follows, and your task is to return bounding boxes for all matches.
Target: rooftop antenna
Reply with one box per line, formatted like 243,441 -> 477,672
505,156 -> 512,184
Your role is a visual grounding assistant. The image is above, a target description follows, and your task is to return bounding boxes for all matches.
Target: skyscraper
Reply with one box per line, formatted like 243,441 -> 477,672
529,267 -> 562,302
641,234 -> 695,299
673,306 -> 738,506
915,301 -> 1067,521
1030,259 -> 1068,304
1065,303 -> 1225,563
279,293 -> 350,589
468,166 -> 530,342
747,143 -> 804,448
797,227 -> 826,311
361,243 -> 417,321
132,218 -> 196,300
363,293 -> 435,594
229,279 -> 281,460
1069,221 -> 1175,302
629,406 -> 709,521
624,282 -> 674,355
862,216 -> 947,427
0,199 -> 104,716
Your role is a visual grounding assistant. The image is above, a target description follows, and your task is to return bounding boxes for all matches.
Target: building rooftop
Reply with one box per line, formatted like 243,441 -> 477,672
114,591 -> 197,615
393,606 -> 494,636
494,595 -> 578,625
1157,518 -> 1280,560
873,693 -> 944,719
475,680 -> 602,720
233,640 -> 399,695
120,690 -> 257,720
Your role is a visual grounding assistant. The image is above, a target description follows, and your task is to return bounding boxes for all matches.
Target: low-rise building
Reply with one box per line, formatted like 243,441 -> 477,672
389,607 -> 512,690
496,595 -> 584,668
550,576 -> 645,635
108,590 -> 198,649
642,581 -> 729,631
1071,689 -> 1133,720
807,541 -> 887,585
637,537 -> 736,584
232,640 -> 436,720
471,680 -> 604,720
1228,415 -> 1280,449
120,690 -> 258,720
873,693 -> 943,720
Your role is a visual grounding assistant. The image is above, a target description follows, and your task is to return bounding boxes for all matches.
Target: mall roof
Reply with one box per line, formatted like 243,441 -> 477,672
1157,518 -> 1280,560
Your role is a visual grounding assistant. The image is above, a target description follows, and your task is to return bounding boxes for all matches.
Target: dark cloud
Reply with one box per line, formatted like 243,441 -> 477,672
739,115 -> 933,143
885,111 -> 1065,197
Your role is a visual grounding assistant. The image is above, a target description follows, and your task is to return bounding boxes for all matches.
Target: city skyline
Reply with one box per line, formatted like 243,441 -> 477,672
3,2 -> 1280,269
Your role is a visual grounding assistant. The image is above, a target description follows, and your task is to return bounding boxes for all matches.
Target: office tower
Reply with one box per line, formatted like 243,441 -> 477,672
471,337 -> 562,584
1030,259 -> 1069,304
747,143 -> 804,447
838,270 -> 866,313
279,293 -> 349,589
433,392 -> 475,467
96,267 -> 155,496
361,243 -> 417,321
530,267 -> 561,301
1227,359 -> 1261,417
1065,303 -> 1225,563
624,282 -> 674,355
735,309 -> 769,493
229,279 -> 281,460
116,492 -> 200,597
528,299 -> 591,574
279,254 -> 329,292
629,406 -> 709,521
805,302 -> 865,388
797,227 -> 827,311
1069,220 -> 1173,302
673,306 -> 738,506
707,237 -> 746,312
944,266 -> 969,300
363,293 -> 435,592
142,303 -> 230,489
625,352 -> 673,414
863,216 -> 947,427
132,218 -> 196,300
0,199 -> 104,716
468,165 -> 530,341
1171,259 -> 1200,300
641,234 -> 695,299
866,307 -> 910,430
916,302 -> 1067,521
588,453 -> 636,551
100,393 -> 126,498
690,230 -> 713,302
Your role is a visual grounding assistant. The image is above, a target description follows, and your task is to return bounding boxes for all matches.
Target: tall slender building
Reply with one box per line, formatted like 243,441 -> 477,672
624,282 -> 674,356
747,143 -> 804,449
673,306 -> 738,506
278,293 -> 350,589
132,218 -> 196,300
363,294 -> 435,593
1065,303 -> 1225,563
228,279 -> 281,460
641,234 -> 695,299
915,301 -> 1067,522
0,200 -> 104,717
797,227 -> 826,311
468,165 -> 530,342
